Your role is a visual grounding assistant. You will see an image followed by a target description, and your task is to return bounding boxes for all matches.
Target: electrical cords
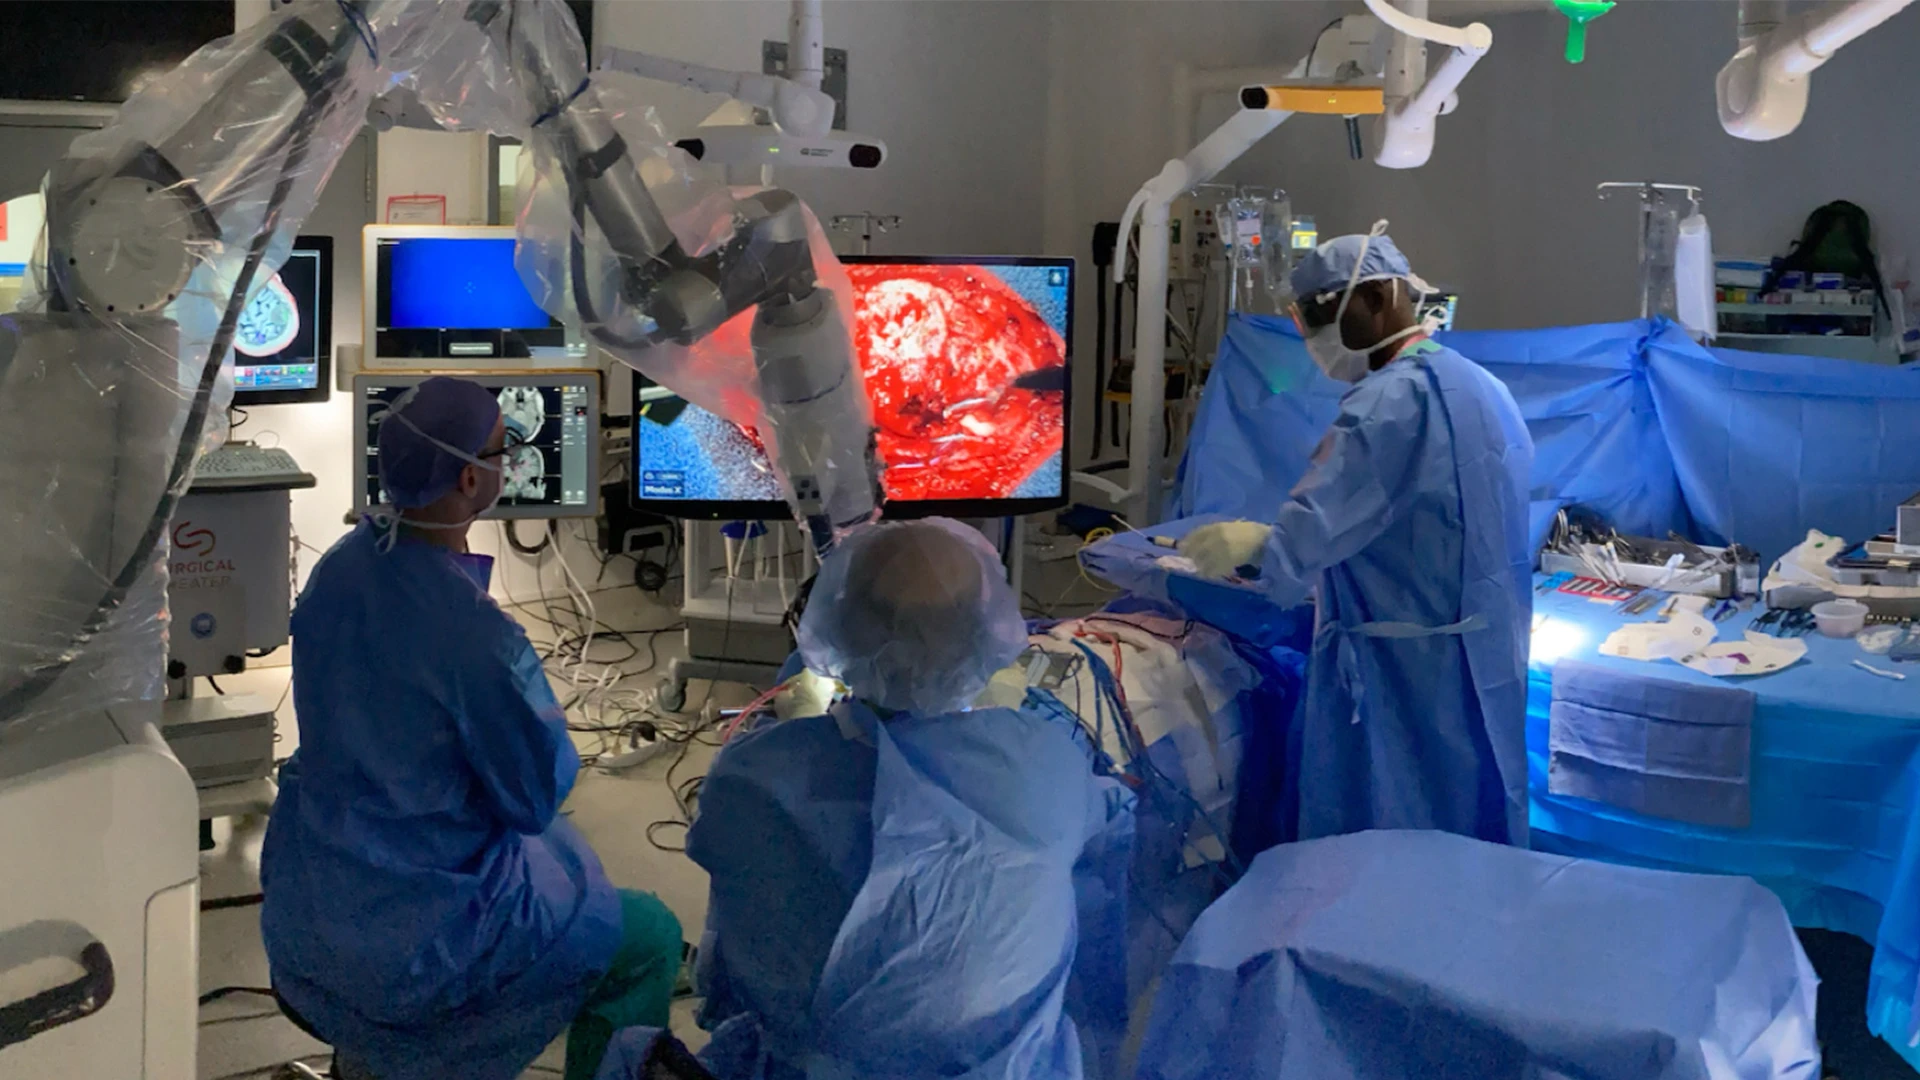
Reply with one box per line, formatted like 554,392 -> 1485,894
199,986 -> 275,1006
506,518 -> 552,556
1072,636 -> 1243,887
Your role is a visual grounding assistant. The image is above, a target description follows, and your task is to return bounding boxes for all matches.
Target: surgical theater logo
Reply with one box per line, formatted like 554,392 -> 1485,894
173,522 -> 216,557
171,522 -> 234,579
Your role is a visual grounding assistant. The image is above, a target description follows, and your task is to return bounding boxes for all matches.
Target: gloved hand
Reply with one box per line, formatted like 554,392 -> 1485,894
1178,521 -> 1274,579
774,668 -> 841,720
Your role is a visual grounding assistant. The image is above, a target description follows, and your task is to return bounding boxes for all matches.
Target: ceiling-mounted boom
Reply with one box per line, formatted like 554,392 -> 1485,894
1717,0 -> 1916,141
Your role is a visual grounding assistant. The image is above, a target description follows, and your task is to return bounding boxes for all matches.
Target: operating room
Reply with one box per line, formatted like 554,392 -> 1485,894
8,0 -> 1920,1078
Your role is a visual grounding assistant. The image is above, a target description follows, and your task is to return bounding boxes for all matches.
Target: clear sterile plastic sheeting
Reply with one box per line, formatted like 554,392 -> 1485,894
485,6 -> 879,546
0,0 -> 880,736
0,1 -> 468,734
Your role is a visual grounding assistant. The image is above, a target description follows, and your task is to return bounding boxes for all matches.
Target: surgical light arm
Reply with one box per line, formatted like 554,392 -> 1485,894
1096,57 -> 1309,521
1718,0 -> 1916,141
1365,0 -> 1491,169
595,36 -> 886,171
596,45 -> 836,137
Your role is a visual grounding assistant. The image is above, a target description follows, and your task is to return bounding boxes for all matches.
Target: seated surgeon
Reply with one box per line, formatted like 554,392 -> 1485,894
1180,223 -> 1534,846
685,518 -> 1136,1080
261,377 -> 682,1080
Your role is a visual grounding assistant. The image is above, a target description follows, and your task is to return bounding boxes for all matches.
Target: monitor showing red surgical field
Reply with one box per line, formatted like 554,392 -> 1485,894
633,255 -> 1074,519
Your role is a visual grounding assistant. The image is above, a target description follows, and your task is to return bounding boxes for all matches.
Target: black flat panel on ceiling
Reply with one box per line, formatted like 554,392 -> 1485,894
0,2 -> 235,104
0,1 -> 589,106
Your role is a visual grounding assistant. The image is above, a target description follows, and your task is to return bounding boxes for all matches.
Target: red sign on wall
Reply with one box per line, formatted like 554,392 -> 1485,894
1,202 -> 10,243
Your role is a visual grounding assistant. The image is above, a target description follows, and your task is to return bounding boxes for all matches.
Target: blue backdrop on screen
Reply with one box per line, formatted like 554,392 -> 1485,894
1173,315 -> 1920,563
386,238 -> 552,331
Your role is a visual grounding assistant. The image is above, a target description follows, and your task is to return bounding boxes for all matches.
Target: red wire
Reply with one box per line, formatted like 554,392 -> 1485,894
1073,624 -> 1147,756
721,682 -> 785,743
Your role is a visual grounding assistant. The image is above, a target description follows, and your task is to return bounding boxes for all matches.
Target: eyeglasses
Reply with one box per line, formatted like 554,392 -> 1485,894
477,429 -> 530,461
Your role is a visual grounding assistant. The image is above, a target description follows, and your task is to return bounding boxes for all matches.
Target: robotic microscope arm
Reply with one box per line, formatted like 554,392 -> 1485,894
2,0 -> 878,727
463,0 -> 880,552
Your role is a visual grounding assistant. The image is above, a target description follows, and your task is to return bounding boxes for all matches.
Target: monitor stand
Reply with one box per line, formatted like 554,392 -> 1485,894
655,516 -> 1031,711
657,520 -> 810,712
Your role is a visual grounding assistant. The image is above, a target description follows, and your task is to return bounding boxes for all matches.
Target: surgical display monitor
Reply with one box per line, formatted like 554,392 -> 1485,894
232,235 -> 332,406
632,255 -> 1074,520
1422,291 -> 1459,332
354,372 -> 600,520
363,225 -> 583,364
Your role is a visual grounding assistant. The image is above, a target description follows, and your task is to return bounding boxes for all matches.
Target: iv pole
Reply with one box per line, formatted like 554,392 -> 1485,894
1597,181 -> 1704,320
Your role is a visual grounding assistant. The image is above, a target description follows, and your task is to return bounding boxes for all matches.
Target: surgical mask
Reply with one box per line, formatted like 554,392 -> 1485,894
1301,221 -> 1426,383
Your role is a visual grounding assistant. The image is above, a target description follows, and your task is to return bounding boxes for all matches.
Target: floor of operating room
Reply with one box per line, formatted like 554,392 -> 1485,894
190,538 -> 1916,1080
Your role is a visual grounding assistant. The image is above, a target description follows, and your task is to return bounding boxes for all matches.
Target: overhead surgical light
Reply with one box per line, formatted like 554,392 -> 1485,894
1238,84 -> 1384,115
1717,0 -> 1916,141
1362,0 -> 1493,170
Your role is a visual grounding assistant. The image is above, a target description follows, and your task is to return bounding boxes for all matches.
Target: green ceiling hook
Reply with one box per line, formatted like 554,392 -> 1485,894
1554,0 -> 1616,63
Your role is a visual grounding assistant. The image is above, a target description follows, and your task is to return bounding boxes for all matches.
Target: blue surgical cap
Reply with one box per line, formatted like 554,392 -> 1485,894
1289,232 -> 1433,303
376,376 -> 502,509
797,518 -> 1029,715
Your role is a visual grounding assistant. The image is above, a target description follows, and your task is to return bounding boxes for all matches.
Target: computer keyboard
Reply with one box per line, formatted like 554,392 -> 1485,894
191,444 -> 315,490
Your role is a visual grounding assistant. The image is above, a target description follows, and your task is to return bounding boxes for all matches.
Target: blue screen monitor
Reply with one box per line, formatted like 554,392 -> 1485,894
233,235 -> 332,406
366,225 -> 575,363
634,254 -> 1074,520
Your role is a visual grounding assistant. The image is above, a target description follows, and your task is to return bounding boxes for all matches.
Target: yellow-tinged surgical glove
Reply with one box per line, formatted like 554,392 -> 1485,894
774,668 -> 841,720
972,663 -> 1031,710
1178,521 -> 1274,579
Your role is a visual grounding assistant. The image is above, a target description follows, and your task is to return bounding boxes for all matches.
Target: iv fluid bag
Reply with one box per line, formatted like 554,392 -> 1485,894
1223,190 -> 1289,317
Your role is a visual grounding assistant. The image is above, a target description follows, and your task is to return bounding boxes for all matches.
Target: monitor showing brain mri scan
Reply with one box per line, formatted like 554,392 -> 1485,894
354,372 -> 600,520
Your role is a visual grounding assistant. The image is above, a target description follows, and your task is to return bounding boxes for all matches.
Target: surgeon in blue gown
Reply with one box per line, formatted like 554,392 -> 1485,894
1180,224 -> 1534,846
674,518 -> 1136,1080
261,377 -> 683,1080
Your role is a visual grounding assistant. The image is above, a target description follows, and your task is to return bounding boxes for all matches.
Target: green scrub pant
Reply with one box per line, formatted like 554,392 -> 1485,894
564,889 -> 684,1080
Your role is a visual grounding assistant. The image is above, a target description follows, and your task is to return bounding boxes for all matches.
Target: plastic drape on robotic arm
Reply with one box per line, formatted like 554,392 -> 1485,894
506,75 -> 867,456
419,0 -> 879,544
0,0 -> 876,735
0,1 -> 475,733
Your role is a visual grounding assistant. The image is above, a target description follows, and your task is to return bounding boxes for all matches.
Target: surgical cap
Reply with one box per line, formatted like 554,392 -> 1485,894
376,376 -> 502,509
796,518 -> 1030,715
1289,232 -> 1435,303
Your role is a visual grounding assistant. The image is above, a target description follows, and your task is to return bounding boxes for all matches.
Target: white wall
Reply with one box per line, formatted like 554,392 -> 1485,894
377,128 -> 492,226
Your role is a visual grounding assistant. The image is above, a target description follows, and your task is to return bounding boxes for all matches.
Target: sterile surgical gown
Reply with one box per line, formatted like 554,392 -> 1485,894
685,699 -> 1136,1080
261,520 -> 623,1080
1249,338 -> 1533,845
